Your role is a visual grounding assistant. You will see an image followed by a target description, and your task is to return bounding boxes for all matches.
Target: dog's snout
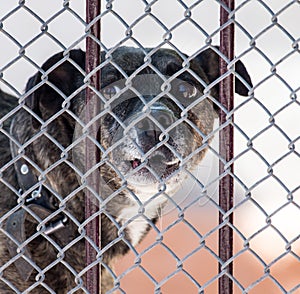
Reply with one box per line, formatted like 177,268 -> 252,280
144,129 -> 160,141
131,103 -> 177,153
137,112 -> 174,133
150,103 -> 176,129
135,103 -> 175,132
153,111 -> 174,129
135,121 -> 160,153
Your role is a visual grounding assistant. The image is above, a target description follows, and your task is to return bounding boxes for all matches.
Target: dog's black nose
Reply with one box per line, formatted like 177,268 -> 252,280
136,108 -> 175,131
136,127 -> 160,153
150,103 -> 176,129
134,104 -> 176,153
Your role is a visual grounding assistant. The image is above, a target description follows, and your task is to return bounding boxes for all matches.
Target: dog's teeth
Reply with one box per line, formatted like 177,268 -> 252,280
165,158 -> 180,166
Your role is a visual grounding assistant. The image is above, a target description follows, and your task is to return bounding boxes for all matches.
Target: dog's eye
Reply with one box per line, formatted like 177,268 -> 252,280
177,83 -> 198,99
102,85 -> 121,99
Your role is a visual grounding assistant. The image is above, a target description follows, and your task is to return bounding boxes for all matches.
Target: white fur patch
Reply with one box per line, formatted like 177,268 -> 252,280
117,195 -> 165,246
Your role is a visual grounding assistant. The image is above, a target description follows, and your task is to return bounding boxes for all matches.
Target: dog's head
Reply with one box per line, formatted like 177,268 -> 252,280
24,46 -> 252,198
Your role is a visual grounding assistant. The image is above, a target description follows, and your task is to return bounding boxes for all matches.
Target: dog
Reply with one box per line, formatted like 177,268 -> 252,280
0,46 -> 252,293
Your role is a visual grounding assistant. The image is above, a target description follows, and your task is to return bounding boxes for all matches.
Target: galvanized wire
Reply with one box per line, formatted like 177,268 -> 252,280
0,0 -> 299,293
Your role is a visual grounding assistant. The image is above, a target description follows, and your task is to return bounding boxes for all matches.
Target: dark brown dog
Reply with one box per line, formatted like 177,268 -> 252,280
0,47 -> 252,293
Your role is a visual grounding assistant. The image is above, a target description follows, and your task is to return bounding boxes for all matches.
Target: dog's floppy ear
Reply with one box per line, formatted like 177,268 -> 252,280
192,47 -> 252,99
25,49 -> 85,129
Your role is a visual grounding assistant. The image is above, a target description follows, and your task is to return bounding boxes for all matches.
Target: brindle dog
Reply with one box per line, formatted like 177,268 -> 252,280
0,47 -> 252,293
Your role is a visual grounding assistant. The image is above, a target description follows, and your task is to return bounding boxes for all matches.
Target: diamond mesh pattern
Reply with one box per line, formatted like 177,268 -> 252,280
0,0 -> 299,293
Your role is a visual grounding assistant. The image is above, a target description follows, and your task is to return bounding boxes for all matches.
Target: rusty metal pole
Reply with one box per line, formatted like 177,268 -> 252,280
86,1 -> 101,293
219,0 -> 234,293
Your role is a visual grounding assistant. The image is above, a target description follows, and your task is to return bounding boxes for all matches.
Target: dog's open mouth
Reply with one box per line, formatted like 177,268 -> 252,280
131,158 -> 142,169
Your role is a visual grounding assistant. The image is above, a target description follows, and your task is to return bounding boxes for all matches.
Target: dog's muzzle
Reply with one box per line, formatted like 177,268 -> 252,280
110,102 -> 183,184
129,102 -> 177,152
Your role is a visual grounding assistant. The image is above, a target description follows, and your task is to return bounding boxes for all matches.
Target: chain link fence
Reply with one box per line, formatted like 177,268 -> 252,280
0,0 -> 299,293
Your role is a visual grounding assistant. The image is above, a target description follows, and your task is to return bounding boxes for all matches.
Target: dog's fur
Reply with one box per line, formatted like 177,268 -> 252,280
0,47 -> 251,293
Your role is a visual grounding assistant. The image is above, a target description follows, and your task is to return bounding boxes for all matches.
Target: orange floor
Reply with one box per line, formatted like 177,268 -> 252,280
114,205 -> 300,293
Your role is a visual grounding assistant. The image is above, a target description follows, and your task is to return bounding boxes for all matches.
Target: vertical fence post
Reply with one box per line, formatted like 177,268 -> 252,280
86,1 -> 101,293
219,0 -> 234,293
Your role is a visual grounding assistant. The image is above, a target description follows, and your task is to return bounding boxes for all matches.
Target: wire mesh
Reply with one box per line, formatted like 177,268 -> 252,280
0,0 -> 299,293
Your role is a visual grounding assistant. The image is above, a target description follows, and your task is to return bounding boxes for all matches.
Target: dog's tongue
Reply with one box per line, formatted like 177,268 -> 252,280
131,158 -> 141,169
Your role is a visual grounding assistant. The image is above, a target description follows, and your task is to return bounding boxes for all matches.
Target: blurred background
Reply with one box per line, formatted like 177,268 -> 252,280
0,0 -> 299,293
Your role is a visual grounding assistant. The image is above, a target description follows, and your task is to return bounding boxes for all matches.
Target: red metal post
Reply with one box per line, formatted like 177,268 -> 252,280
219,0 -> 235,293
86,1 -> 101,293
